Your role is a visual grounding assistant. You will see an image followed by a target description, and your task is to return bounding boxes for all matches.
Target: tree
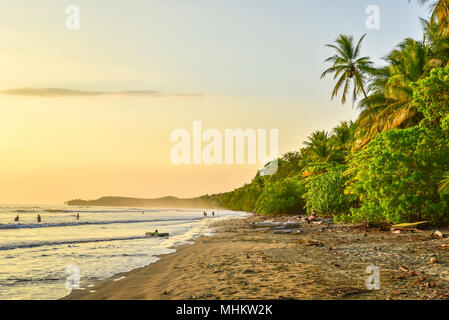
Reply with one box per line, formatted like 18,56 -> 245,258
332,120 -> 356,153
255,177 -> 306,215
345,127 -> 449,225
413,0 -> 449,32
355,39 -> 429,146
303,130 -> 339,162
321,34 -> 374,104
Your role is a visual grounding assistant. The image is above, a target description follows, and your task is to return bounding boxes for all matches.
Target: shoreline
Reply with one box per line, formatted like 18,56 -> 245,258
62,242 -> 195,300
64,216 -> 449,300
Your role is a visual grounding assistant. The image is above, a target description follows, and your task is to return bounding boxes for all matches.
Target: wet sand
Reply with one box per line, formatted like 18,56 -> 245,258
64,216 -> 449,300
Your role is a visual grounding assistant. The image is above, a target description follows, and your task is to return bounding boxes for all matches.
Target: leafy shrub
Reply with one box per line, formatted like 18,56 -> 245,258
343,127 -> 449,225
255,177 -> 306,215
304,166 -> 353,217
413,65 -> 449,132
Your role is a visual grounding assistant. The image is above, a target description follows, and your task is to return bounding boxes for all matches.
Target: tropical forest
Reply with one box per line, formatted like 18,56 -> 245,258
212,0 -> 449,226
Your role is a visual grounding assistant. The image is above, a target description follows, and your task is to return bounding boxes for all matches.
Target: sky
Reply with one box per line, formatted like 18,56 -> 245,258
0,0 -> 429,204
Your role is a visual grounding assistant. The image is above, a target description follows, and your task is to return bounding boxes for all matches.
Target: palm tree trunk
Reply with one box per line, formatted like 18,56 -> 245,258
361,86 -> 368,99
360,85 -> 379,132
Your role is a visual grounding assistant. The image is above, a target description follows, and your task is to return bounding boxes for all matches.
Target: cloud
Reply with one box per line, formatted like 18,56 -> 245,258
0,87 -> 202,98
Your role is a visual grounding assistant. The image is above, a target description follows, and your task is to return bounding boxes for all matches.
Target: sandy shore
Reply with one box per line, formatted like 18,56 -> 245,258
64,216 -> 449,300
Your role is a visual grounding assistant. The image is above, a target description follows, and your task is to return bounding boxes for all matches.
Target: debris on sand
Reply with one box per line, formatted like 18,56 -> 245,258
305,239 -> 324,247
250,221 -> 283,228
272,222 -> 300,230
327,287 -> 370,299
432,230 -> 444,239
274,229 -> 303,235
390,221 -> 428,234
391,221 -> 428,229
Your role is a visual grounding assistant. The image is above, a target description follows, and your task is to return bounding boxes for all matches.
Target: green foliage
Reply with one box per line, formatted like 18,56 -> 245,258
344,127 -> 449,225
213,16 -> 449,226
218,176 -> 265,212
413,65 -> 449,132
304,166 -> 353,217
254,177 -> 306,215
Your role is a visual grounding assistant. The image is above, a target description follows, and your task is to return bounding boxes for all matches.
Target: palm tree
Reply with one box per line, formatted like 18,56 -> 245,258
439,171 -> 449,194
303,130 -> 338,162
354,39 -> 429,147
422,18 -> 449,67
413,0 -> 449,30
321,34 -> 374,104
332,120 -> 356,152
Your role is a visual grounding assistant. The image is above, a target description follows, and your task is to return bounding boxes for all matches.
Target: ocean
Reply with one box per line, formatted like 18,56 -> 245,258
0,205 -> 248,300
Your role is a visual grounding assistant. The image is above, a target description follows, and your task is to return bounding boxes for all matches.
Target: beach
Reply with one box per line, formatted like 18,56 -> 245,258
65,216 -> 449,300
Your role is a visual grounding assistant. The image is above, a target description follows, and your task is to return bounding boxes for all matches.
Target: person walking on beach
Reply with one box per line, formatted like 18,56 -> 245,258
203,211 -> 207,217
37,214 -> 41,223
212,211 -> 215,217
76,213 -> 80,220
14,215 -> 19,222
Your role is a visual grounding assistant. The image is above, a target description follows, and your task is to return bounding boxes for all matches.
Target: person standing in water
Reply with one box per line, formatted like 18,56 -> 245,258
37,214 -> 41,223
212,211 -> 215,217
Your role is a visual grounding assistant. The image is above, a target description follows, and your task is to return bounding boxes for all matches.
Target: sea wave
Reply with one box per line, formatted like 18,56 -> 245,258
10,208 -> 162,214
0,217 -> 203,230
0,235 -> 152,251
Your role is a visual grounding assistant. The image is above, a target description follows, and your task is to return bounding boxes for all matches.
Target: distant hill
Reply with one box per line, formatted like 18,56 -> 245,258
66,195 -> 222,209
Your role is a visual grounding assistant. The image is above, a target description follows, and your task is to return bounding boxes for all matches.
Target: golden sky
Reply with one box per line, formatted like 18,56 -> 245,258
0,1 -> 426,204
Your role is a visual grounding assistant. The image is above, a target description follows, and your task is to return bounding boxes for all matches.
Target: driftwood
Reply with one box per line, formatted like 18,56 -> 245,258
272,223 -> 300,230
250,222 -> 283,228
274,229 -> 303,235
390,221 -> 428,230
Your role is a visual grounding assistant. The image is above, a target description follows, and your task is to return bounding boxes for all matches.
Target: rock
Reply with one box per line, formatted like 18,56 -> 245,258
433,230 -> 443,239
283,222 -> 300,229
243,269 -> 257,274
392,230 -> 401,234
306,239 -> 324,247
430,257 -> 437,264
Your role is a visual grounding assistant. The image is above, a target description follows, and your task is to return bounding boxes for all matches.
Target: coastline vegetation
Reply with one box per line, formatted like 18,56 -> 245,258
215,1 -> 449,226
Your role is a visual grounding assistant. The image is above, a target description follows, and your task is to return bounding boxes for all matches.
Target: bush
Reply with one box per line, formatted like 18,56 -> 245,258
304,166 -> 353,217
413,65 -> 449,132
343,127 -> 449,225
255,177 -> 306,215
